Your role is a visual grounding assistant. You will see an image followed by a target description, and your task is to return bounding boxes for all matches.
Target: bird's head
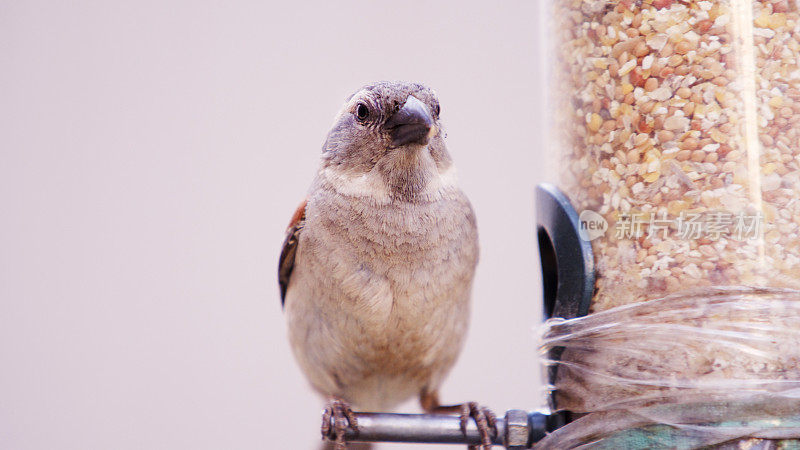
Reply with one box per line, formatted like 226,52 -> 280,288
320,81 -> 455,202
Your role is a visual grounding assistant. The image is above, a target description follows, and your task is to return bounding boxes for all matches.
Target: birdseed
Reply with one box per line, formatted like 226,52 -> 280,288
550,0 -> 800,312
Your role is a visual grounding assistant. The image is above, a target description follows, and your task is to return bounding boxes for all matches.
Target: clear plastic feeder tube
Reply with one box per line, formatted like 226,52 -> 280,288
543,0 -> 800,311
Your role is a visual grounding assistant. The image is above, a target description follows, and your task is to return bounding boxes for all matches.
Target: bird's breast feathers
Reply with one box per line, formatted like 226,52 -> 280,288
291,178 -> 477,307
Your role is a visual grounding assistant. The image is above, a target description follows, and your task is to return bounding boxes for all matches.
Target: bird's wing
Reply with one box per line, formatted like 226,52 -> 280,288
278,199 -> 307,308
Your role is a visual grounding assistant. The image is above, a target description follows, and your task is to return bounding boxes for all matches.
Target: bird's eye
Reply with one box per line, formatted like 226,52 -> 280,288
355,103 -> 370,122
433,102 -> 441,118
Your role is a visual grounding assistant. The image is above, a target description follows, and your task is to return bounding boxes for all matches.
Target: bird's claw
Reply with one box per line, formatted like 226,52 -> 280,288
460,402 -> 497,450
321,398 -> 358,450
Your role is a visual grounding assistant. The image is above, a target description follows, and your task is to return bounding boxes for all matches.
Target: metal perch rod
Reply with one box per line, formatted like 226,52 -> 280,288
323,410 -> 554,449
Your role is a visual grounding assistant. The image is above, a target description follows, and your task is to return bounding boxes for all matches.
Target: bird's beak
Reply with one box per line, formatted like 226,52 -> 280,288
385,96 -> 434,148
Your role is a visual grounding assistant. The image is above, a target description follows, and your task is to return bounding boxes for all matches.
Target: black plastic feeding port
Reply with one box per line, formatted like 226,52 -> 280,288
536,183 -> 595,321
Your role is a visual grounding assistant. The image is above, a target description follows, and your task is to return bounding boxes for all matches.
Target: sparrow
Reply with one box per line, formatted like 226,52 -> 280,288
279,81 -> 494,449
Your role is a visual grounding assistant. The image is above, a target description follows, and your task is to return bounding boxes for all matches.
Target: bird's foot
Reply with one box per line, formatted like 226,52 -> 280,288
419,390 -> 496,449
459,401 -> 497,450
321,398 -> 358,450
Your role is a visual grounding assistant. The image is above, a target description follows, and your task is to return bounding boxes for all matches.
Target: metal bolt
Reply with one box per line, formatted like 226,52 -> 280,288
504,409 -> 530,449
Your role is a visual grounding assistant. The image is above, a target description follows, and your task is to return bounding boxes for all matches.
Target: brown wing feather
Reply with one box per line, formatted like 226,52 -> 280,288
278,199 -> 307,308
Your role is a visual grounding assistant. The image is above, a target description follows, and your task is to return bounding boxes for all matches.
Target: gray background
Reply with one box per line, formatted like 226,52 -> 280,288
0,2 -> 549,449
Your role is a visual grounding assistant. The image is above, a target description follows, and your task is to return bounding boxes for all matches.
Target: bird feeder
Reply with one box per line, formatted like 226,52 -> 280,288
536,0 -> 800,447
